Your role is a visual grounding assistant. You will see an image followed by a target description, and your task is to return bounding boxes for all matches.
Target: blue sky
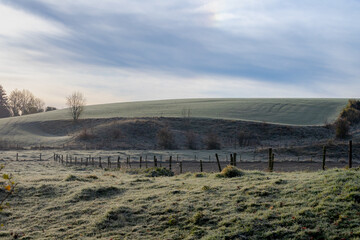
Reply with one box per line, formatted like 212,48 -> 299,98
0,0 -> 359,107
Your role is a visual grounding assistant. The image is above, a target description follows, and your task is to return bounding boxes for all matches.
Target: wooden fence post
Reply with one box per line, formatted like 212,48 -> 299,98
200,159 -> 203,172
75,157 -> 77,165
108,156 -> 111,168
16,153 -> 18,161
92,157 -> 94,166
81,158 -> 83,165
169,156 -> 172,171
154,156 -> 157,167
99,157 -> 102,168
269,153 -> 274,172
117,156 -> 121,169
53,153 -> 56,161
230,154 -> 233,166
349,140 -> 353,169
86,157 -> 88,166
322,146 -> 326,171
215,154 -> 222,172
180,161 -> 183,174
140,156 -> 142,169
233,153 -> 237,167
268,148 -> 272,171
145,155 -> 148,168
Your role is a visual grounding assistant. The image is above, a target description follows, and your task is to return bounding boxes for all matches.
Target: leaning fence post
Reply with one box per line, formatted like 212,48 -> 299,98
200,159 -> 203,172
268,148 -> 273,171
349,140 -> 353,169
215,154 -> 222,172
322,146 -> 326,170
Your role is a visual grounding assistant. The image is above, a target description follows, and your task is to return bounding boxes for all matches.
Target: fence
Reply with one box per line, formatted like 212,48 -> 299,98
50,140 -> 358,173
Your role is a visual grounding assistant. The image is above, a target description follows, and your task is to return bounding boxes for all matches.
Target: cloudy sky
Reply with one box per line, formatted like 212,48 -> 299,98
0,0 -> 359,107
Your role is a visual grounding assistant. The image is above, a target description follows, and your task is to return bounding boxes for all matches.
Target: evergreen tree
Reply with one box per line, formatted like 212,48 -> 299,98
0,85 -> 11,118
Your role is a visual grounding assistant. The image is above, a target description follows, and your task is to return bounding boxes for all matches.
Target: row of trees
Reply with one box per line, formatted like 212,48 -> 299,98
0,85 -> 56,118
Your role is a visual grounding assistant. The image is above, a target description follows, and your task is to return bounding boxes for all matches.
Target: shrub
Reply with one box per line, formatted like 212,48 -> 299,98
335,118 -> 350,139
78,128 -> 95,140
237,131 -> 259,146
157,127 -> 176,149
217,165 -> 243,178
185,131 -> 197,150
339,99 -> 360,124
145,167 -> 174,177
205,132 -> 221,150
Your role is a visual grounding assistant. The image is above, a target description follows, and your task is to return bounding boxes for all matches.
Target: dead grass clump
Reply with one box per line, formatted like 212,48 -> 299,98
97,206 -> 135,229
205,132 -> 221,150
71,186 -> 125,202
157,127 -> 176,149
217,165 -> 243,178
145,167 -> 174,177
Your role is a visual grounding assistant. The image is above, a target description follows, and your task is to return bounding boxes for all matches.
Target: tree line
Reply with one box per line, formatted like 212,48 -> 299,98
0,85 -> 56,118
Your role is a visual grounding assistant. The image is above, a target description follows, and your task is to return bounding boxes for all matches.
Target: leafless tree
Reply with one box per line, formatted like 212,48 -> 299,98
66,91 -> 86,121
8,89 -> 45,116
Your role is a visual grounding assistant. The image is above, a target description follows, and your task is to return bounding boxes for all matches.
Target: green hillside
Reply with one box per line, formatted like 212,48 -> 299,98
0,98 -> 348,125
0,98 -> 348,146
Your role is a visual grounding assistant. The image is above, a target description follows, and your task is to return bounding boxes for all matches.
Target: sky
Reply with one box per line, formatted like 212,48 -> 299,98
0,0 -> 359,108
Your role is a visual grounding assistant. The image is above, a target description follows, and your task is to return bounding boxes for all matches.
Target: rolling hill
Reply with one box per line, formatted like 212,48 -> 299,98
0,98 -> 348,148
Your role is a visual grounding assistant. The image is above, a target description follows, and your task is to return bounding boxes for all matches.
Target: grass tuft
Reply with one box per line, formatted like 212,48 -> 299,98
217,165 -> 243,178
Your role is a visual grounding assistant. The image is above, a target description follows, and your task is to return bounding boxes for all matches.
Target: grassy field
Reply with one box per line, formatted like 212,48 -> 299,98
0,159 -> 359,239
0,98 -> 348,148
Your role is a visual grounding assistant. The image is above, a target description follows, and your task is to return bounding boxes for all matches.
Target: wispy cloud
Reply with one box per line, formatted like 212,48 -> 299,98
0,0 -> 359,107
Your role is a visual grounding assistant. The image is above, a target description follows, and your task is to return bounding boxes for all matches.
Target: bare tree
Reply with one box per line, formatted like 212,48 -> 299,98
66,92 -> 86,121
8,89 -> 45,116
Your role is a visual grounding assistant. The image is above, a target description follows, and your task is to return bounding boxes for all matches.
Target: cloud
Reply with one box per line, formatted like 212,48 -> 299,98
0,0 -> 359,107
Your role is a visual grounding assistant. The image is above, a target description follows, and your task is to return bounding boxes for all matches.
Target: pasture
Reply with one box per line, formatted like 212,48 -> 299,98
0,157 -> 359,239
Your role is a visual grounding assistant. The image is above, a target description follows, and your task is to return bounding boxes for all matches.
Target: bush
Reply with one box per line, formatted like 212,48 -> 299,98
335,118 -> 350,139
78,128 -> 95,140
185,131 -> 197,150
339,99 -> 360,124
145,167 -> 174,177
205,132 -> 221,150
157,127 -> 176,149
217,165 -> 243,178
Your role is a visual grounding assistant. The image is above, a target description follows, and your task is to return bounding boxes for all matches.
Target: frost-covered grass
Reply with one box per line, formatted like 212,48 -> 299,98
0,160 -> 359,239
0,98 -> 348,125
0,98 -> 347,148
